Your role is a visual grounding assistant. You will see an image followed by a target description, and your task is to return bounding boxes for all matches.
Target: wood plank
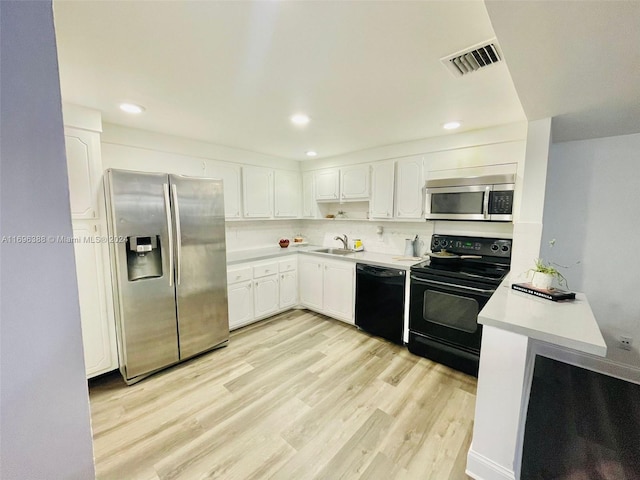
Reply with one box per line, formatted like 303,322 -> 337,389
88,310 -> 476,480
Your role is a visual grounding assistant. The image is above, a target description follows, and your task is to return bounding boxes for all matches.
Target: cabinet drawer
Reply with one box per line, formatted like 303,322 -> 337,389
227,266 -> 252,285
253,261 -> 278,278
279,258 -> 297,273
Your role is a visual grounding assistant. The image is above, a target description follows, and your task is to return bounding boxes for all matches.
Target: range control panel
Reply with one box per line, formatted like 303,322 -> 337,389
431,234 -> 512,258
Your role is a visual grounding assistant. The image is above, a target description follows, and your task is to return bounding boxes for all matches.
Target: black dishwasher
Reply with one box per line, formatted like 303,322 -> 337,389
355,263 -> 406,345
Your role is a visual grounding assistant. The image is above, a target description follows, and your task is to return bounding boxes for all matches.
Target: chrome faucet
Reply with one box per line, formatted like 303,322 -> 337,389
334,234 -> 349,250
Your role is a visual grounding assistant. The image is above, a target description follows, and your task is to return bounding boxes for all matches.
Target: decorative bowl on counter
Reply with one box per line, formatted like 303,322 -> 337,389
279,238 -> 290,248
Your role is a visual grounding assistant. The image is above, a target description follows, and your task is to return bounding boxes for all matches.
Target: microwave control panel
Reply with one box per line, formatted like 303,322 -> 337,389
489,190 -> 514,214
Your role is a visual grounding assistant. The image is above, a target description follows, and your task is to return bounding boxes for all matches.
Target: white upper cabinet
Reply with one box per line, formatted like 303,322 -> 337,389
395,156 -> 424,219
369,161 -> 395,219
274,170 -> 300,218
315,169 -> 340,201
340,165 -> 370,201
301,171 -> 318,218
315,166 -> 370,203
242,166 -> 273,218
206,163 -> 242,219
64,127 -> 102,220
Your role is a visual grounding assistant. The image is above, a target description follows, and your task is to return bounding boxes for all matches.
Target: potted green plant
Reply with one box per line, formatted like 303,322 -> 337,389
528,239 -> 574,290
529,258 -> 567,290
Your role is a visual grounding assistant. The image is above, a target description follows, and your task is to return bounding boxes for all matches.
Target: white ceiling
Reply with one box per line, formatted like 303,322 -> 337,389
485,0 -> 640,143
53,1 -> 640,161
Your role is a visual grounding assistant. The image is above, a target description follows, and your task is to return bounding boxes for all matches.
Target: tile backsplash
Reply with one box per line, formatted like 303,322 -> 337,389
225,218 -> 435,257
301,220 -> 434,256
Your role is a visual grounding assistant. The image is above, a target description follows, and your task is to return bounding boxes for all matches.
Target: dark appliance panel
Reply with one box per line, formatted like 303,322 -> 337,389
355,264 -> 406,345
408,235 -> 511,377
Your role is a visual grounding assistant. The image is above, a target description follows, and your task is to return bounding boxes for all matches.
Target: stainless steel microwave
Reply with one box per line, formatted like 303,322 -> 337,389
425,173 -> 515,222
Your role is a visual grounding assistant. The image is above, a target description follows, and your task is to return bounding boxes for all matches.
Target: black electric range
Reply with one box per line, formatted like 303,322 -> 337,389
408,234 -> 512,376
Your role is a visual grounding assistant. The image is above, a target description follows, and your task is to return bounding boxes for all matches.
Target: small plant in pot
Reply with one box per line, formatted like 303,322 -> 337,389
529,258 -> 567,290
527,238 -> 578,290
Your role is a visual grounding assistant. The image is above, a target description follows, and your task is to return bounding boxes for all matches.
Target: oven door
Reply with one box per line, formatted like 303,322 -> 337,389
425,185 -> 492,221
409,274 -> 494,352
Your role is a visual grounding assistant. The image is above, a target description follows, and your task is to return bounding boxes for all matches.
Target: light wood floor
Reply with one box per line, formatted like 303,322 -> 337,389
89,309 -> 477,480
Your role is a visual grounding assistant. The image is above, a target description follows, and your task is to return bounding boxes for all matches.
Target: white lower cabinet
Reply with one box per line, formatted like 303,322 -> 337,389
322,259 -> 355,324
279,259 -> 298,309
226,257 -> 297,330
72,223 -> 118,378
299,254 -> 355,325
298,256 -> 324,310
254,275 -> 279,319
227,279 -> 254,330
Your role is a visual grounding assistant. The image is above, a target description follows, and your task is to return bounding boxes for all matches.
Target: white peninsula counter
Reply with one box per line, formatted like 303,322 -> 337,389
479,279 -> 607,357
466,277 -> 607,480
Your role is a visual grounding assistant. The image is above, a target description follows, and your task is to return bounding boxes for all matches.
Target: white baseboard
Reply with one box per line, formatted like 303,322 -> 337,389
466,448 -> 515,480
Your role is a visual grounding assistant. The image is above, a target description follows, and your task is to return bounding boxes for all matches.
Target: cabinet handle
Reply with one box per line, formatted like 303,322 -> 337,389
281,274 -> 284,279
248,283 -> 252,289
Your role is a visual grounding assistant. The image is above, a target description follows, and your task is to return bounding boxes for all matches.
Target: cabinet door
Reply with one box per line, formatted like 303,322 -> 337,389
370,161 -> 395,218
64,127 -> 102,220
315,169 -> 340,201
302,171 -> 318,218
274,170 -> 300,218
298,256 -> 323,311
72,223 -> 118,377
228,280 -> 254,330
322,259 -> 355,324
207,163 -> 242,219
243,166 -> 273,217
279,270 -> 298,309
254,275 -> 279,319
340,164 -> 370,201
395,156 -> 424,219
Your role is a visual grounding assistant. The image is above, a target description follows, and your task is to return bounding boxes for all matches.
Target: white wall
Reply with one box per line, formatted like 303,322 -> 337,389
299,121 -> 527,170
0,2 -> 95,478
541,132 -> 640,370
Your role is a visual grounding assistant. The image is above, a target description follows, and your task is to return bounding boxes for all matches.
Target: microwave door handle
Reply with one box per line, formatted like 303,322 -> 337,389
483,186 -> 491,220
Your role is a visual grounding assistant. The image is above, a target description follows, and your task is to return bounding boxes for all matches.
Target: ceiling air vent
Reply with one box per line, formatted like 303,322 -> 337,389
441,41 -> 502,77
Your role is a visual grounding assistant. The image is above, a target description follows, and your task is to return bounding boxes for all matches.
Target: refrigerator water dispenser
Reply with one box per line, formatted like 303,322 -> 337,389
126,236 -> 163,281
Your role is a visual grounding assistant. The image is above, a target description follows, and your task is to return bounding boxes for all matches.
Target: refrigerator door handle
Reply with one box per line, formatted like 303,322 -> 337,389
163,183 -> 174,287
171,183 -> 182,285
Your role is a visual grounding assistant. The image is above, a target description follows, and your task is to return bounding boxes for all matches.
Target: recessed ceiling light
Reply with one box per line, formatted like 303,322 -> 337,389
290,114 -> 310,125
306,151 -> 318,157
119,103 -> 145,114
443,121 -> 461,130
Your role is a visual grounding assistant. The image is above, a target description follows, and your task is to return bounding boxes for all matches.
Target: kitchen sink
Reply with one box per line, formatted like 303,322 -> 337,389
315,248 -> 354,256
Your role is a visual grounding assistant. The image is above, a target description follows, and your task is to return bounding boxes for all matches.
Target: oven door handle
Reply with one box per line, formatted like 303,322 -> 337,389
411,275 -> 496,295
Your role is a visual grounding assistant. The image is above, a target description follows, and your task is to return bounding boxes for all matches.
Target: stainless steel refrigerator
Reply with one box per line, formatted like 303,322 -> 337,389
105,169 -> 229,384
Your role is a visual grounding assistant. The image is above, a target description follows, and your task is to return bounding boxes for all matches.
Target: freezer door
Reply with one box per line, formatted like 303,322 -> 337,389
170,175 -> 229,359
106,169 -> 179,380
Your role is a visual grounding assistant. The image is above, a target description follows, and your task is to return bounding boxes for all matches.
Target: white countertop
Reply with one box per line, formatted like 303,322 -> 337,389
227,245 -> 423,270
479,277 -> 607,357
